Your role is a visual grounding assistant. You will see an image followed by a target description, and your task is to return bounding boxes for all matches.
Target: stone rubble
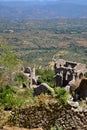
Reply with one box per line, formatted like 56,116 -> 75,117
9,102 -> 87,130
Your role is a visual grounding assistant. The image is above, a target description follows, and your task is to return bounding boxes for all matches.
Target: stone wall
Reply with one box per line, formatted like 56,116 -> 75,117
9,102 -> 87,130
54,59 -> 87,88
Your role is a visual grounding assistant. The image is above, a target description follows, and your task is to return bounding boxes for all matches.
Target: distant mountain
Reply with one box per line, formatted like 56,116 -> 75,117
0,1 -> 87,20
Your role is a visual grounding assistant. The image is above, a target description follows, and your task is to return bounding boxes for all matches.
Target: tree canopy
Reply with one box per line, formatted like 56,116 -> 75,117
0,41 -> 19,85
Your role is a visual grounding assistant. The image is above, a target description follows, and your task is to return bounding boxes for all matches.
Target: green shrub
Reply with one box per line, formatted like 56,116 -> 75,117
54,87 -> 68,105
36,69 -> 55,88
55,87 -> 66,96
14,71 -> 29,87
0,85 -> 26,110
51,126 -> 56,130
50,126 -> 63,130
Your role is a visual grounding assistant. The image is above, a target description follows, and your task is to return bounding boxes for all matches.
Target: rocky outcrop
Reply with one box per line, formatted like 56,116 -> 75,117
33,83 -> 54,96
8,102 -> 87,130
73,78 -> 87,100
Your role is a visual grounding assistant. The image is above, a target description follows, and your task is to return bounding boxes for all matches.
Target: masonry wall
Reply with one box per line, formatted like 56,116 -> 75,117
9,102 -> 87,130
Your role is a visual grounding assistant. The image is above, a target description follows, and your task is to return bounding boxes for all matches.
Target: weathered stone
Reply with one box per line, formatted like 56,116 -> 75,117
75,78 -> 87,100
68,100 -> 79,108
8,102 -> 87,130
33,83 -> 54,96
54,59 -> 87,87
54,59 -> 87,101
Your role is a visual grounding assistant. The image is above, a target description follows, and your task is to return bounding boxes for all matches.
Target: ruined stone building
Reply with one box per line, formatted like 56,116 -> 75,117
54,59 -> 87,100
54,59 -> 87,88
21,67 -> 39,88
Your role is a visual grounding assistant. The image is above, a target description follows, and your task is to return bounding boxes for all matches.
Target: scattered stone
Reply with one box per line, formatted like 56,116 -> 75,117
67,100 -> 79,108
8,101 -> 87,130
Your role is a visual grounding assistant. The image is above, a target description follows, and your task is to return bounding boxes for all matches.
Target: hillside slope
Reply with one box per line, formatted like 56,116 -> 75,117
0,1 -> 87,20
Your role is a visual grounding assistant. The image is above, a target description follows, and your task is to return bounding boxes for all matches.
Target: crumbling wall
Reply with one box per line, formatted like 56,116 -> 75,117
74,78 -> 87,100
9,102 -> 87,130
54,59 -> 87,88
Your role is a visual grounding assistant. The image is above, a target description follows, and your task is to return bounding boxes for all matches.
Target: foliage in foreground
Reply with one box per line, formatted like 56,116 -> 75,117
14,71 -> 29,87
0,85 -> 35,110
54,87 -> 68,105
0,41 -> 68,112
0,84 -> 68,112
0,41 -> 19,85
51,126 -> 63,130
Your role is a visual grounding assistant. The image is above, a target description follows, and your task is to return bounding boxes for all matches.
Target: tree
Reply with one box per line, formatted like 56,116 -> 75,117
0,41 -> 19,85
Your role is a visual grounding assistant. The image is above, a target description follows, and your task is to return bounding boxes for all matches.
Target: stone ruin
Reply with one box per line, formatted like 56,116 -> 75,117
74,78 -> 87,100
21,67 -> 54,96
9,100 -> 87,130
20,59 -> 87,99
54,59 -> 87,99
21,67 -> 39,88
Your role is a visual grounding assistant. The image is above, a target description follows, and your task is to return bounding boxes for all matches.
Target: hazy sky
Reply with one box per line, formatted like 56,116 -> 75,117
0,0 -> 60,1
0,0 -> 84,1
0,0 -> 87,4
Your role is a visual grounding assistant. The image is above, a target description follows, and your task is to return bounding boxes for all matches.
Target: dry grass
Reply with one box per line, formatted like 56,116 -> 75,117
76,40 -> 87,47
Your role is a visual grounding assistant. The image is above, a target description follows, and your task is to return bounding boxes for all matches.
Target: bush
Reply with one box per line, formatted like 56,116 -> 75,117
14,71 -> 29,87
51,126 -> 56,130
0,85 -> 15,109
50,126 -> 63,130
36,69 -> 55,87
0,85 -> 26,110
54,87 -> 68,105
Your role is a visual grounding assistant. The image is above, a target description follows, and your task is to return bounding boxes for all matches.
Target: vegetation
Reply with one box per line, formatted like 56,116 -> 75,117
0,19 -> 87,67
0,44 -> 68,128
51,126 -> 63,130
0,84 -> 39,111
0,52 -> 68,128
0,41 -> 18,69
54,87 -> 68,105
0,18 -> 87,129
0,42 -> 32,110
0,85 -> 22,110
0,41 -> 19,85
36,68 -> 55,87
14,71 -> 29,87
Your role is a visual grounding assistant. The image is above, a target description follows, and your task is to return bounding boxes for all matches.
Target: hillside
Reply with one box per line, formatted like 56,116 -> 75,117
0,19 -> 87,67
0,1 -> 87,20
